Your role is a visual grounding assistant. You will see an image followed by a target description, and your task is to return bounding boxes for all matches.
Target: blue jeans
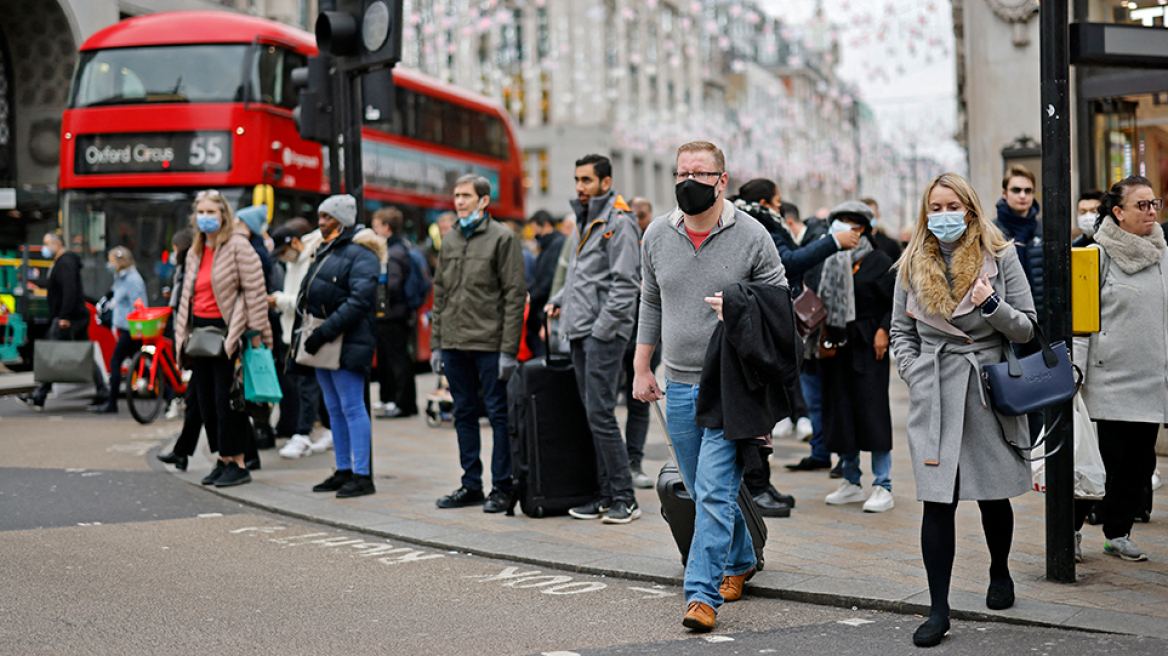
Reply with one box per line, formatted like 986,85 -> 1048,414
800,370 -> 828,462
443,349 -> 512,492
666,380 -> 755,610
839,450 -> 892,491
315,368 -> 371,476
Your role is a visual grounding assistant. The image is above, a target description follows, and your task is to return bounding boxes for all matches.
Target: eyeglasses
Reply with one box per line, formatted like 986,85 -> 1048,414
673,171 -> 722,182
1008,187 -> 1034,196
195,189 -> 222,200
1128,199 -> 1165,212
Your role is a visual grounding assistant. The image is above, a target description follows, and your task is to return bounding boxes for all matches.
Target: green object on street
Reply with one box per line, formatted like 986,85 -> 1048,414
242,342 -> 282,404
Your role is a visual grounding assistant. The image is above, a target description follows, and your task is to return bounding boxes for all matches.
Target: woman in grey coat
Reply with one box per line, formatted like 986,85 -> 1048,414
1073,175 -> 1168,563
890,173 -> 1036,648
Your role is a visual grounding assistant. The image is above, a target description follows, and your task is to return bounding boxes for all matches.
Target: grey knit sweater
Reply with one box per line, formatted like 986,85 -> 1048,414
637,200 -> 788,384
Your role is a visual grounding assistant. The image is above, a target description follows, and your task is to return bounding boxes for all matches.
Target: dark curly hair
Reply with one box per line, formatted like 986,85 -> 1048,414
1095,175 -> 1153,232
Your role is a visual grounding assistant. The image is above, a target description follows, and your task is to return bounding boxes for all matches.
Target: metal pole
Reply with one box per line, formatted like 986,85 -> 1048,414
345,71 -> 364,209
1040,0 -> 1075,584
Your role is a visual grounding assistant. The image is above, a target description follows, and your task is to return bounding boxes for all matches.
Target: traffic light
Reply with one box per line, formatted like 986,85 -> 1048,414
316,0 -> 402,72
291,55 -> 334,144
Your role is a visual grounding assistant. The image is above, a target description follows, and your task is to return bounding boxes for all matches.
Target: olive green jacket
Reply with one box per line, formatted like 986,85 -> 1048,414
430,215 -> 527,355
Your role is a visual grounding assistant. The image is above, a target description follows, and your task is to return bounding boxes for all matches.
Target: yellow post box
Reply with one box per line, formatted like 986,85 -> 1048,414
1071,247 -> 1100,335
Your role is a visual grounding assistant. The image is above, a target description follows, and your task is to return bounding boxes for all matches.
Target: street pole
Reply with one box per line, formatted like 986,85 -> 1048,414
1040,0 -> 1075,584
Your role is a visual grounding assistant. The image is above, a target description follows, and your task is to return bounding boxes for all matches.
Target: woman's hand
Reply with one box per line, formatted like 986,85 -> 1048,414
873,328 -> 889,361
970,272 -> 994,306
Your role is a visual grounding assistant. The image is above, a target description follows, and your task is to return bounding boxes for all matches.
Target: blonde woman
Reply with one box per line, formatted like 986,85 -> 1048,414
889,173 -> 1036,648
88,246 -> 146,414
173,190 -> 272,487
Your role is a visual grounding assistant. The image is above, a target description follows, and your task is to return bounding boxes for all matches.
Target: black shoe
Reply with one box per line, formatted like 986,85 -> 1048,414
313,470 -> 353,492
986,578 -> 1015,610
336,474 -> 375,498
245,457 -> 261,472
255,426 -> 277,450
767,486 -> 796,508
829,462 -> 843,479
785,457 -> 832,471
87,403 -> 117,414
214,462 -> 252,487
568,497 -> 613,520
436,486 -> 485,508
157,451 -> 188,471
753,491 -> 792,518
912,617 -> 950,648
483,489 -> 513,514
202,461 -> 229,485
17,394 -> 45,412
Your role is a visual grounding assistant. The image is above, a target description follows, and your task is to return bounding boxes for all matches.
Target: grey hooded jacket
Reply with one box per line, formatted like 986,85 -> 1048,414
550,190 -> 641,343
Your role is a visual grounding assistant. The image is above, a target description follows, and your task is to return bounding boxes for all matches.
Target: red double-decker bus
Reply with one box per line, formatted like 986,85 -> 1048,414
60,10 -> 525,312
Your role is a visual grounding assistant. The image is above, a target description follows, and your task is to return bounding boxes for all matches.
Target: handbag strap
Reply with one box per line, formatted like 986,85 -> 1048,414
991,363 -> 1084,462
1002,320 -> 1059,377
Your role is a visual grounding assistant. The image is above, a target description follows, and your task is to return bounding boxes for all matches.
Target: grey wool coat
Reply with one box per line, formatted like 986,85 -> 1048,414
890,247 -> 1036,503
1072,223 -> 1168,424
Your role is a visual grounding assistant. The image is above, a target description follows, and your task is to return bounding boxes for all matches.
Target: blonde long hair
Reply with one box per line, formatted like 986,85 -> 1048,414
190,189 -> 238,252
895,172 -> 1011,289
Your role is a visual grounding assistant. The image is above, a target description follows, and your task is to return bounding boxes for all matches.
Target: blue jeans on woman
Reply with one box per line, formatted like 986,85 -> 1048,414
665,380 -> 755,610
315,368 -> 371,476
839,450 -> 892,491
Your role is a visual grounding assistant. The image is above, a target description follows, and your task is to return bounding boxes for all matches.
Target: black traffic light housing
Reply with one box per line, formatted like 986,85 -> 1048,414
316,0 -> 402,72
290,55 -> 334,144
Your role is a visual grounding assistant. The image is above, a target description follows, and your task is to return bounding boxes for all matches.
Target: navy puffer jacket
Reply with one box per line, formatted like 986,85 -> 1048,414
293,225 -> 386,376
994,198 -> 1044,317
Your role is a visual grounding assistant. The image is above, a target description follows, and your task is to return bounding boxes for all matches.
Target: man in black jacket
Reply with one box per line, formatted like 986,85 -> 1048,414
20,232 -> 105,410
526,210 -> 566,357
372,207 -> 417,418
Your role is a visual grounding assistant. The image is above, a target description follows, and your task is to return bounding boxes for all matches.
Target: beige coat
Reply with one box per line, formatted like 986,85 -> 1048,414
175,224 -> 273,358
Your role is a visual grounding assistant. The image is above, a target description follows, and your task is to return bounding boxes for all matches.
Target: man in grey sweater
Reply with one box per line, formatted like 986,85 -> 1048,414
633,141 -> 787,632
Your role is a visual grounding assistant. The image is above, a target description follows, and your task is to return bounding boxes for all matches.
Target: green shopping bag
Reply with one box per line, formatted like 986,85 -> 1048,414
242,341 -> 283,404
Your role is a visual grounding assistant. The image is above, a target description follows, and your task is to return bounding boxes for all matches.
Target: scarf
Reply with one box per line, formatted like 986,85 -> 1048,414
995,197 -> 1040,243
1094,218 -> 1167,275
907,219 -> 985,319
733,199 -> 797,245
819,236 -> 872,328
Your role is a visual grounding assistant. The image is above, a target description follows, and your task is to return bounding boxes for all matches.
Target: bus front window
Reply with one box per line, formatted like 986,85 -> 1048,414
70,45 -> 249,107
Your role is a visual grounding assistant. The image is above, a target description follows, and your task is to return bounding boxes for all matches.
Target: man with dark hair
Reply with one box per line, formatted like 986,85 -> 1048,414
432,174 -> 527,513
547,153 -> 642,524
19,231 -> 104,411
527,210 -> 565,357
1075,189 -> 1104,247
861,197 -> 902,261
371,206 -> 418,419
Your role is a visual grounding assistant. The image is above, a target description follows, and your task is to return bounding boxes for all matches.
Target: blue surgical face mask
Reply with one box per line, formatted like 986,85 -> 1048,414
106,262 -> 117,273
41,245 -> 54,259
459,210 -> 481,228
927,211 -> 968,243
196,213 -> 220,234
829,219 -> 855,234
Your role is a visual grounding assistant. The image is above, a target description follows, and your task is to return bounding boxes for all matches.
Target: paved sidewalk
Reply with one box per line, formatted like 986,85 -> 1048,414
166,372 -> 1168,638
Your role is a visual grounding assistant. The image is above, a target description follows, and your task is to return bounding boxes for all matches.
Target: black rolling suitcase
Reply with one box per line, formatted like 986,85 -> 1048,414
652,402 -> 767,569
506,353 -> 599,517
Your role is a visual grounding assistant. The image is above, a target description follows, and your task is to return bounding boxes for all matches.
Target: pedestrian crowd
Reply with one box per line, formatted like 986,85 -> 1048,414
16,139 -> 1165,647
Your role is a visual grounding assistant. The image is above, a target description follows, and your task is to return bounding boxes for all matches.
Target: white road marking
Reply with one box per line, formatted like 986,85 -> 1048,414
232,527 -> 444,566
64,468 -> 86,473
106,441 -> 161,456
76,522 -> 103,526
541,652 -> 581,656
837,618 -> 875,627
703,635 -> 734,643
197,513 -> 223,518
627,587 -> 677,600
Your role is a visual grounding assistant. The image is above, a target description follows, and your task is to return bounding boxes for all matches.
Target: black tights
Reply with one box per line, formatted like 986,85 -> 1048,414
921,496 -> 1014,621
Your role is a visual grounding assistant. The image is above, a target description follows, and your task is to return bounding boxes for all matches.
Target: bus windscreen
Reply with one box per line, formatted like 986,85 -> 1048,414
70,45 -> 249,108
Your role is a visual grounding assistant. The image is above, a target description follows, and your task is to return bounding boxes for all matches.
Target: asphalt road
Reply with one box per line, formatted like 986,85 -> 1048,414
3,396 -> 1168,655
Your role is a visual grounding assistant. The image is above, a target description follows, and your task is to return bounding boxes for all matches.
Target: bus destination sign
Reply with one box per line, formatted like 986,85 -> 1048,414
75,132 -> 232,175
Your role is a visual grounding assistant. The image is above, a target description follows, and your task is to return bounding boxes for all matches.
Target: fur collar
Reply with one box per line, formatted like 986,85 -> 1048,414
907,220 -> 985,319
352,227 -> 389,264
1094,219 -> 1166,275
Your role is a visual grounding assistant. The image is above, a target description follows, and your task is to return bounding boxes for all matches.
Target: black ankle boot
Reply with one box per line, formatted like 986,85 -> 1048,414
912,616 -> 950,647
157,451 -> 188,471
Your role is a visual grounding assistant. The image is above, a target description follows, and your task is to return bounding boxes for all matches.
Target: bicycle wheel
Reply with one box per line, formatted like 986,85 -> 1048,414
127,351 -> 166,424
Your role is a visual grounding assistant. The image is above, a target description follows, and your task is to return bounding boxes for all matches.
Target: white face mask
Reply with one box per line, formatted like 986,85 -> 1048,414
1078,212 -> 1098,237
829,219 -> 855,234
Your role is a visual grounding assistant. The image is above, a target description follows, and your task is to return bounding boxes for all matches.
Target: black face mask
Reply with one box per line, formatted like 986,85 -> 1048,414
675,179 -> 719,216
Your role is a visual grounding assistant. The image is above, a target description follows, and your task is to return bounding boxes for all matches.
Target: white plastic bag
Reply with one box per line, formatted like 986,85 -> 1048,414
1031,393 -> 1106,499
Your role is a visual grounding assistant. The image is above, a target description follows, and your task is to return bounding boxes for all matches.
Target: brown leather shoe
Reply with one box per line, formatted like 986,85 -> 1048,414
682,601 -> 716,632
718,567 -> 756,602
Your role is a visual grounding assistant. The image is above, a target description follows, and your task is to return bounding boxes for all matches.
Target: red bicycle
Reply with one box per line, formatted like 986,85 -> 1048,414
125,304 -> 187,424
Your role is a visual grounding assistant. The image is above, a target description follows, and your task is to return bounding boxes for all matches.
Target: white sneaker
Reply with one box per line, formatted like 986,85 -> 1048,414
371,401 -> 385,412
310,429 -> 333,453
771,418 -> 793,440
795,417 -> 814,441
279,434 -> 314,459
164,398 -> 184,420
825,481 -> 867,505
862,486 -> 895,513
